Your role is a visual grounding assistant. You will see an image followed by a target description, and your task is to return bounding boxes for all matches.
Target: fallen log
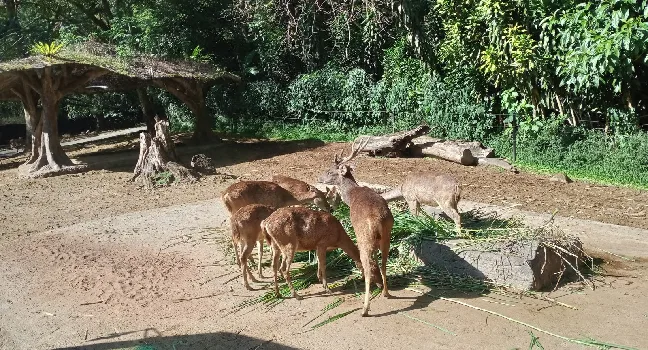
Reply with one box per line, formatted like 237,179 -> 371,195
353,124 -> 430,157
412,136 -> 495,158
410,141 -> 478,166
131,118 -> 197,188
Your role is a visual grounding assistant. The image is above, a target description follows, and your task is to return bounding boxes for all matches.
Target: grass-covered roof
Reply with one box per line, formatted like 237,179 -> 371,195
0,41 -> 240,100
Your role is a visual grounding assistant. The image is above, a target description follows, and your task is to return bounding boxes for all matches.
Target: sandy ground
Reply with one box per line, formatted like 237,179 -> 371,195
0,135 -> 647,349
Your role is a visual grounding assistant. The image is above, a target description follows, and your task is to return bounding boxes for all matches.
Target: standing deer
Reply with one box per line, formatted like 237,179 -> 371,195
317,138 -> 393,316
230,204 -> 276,289
382,173 -> 462,231
261,206 -> 380,298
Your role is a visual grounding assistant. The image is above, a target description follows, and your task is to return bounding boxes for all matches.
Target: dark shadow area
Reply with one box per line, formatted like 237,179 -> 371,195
73,137 -> 326,174
54,331 -> 300,350
0,133 -> 326,175
367,245 -> 487,317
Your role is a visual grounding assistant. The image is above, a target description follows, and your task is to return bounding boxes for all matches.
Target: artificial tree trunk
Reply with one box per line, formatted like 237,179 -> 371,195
154,78 -> 218,144
131,118 -> 197,188
137,88 -> 157,135
15,66 -> 107,178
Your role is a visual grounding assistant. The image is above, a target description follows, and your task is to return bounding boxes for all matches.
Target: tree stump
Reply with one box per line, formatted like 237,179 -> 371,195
131,119 -> 197,188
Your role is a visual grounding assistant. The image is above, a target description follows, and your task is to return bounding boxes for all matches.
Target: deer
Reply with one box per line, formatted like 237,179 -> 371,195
317,137 -> 393,316
261,206 -> 381,298
222,180 -> 331,279
270,174 -> 332,212
230,204 -> 277,289
382,173 -> 462,231
222,180 -> 330,214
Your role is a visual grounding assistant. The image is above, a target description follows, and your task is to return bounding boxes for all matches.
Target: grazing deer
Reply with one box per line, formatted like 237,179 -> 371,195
317,138 -> 393,316
271,174 -> 332,212
221,180 -> 329,214
222,180 -> 333,280
230,204 -> 276,289
261,206 -> 380,298
383,173 -> 462,231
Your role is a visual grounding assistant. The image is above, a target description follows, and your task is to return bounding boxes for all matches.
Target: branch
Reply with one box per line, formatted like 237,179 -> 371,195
68,0 -> 111,31
17,72 -> 42,95
59,68 -> 109,95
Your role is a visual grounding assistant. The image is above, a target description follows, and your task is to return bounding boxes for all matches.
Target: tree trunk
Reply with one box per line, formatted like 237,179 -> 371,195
18,68 -> 87,178
137,88 -> 156,135
190,98 -> 217,144
154,78 -> 219,144
131,119 -> 197,188
5,0 -> 17,22
353,124 -> 431,157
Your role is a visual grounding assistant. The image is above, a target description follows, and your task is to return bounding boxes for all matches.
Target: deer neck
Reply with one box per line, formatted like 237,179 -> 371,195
338,174 -> 359,205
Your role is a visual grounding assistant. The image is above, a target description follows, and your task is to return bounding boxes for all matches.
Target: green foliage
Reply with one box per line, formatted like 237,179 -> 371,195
489,127 -> 648,189
30,41 -> 63,56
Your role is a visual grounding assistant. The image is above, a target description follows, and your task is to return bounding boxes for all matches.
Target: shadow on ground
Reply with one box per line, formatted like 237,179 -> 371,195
0,136 -> 326,174
54,331 -> 299,350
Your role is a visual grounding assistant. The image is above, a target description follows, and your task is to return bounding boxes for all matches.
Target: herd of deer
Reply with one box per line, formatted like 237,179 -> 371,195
221,138 -> 462,316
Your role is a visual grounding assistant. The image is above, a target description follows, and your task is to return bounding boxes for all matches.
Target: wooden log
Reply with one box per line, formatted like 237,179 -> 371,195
410,142 -> 478,166
412,136 -> 495,158
353,124 -> 430,157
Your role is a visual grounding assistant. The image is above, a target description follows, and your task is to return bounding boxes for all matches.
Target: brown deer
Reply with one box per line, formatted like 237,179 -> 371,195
271,174 -> 332,212
317,138 -> 393,316
222,180 -> 330,214
222,180 -> 333,279
230,204 -> 276,289
382,173 -> 462,231
261,206 -> 380,298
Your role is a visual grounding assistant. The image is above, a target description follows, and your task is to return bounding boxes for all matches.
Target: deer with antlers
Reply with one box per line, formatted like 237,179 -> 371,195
317,138 -> 393,316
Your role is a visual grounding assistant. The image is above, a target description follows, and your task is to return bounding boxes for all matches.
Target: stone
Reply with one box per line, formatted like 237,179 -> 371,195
549,173 -> 572,183
190,153 -> 216,174
411,237 -> 585,291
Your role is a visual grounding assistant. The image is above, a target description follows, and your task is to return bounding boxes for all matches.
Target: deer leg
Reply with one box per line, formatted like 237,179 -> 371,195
316,247 -> 331,294
257,238 -> 265,279
271,244 -> 282,297
232,238 -> 240,267
379,240 -> 391,298
407,199 -> 422,216
240,243 -> 256,290
440,200 -> 462,233
282,249 -> 300,299
359,249 -> 372,317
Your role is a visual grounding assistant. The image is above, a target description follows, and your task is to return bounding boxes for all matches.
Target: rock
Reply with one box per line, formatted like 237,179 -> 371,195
550,173 -> 572,183
412,237 -> 585,291
190,154 -> 216,174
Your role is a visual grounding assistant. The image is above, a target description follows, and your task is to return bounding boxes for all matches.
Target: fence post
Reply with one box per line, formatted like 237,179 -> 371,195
511,113 -> 518,163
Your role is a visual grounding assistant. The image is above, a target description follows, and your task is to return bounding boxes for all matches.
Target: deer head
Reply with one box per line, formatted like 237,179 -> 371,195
317,137 -> 370,185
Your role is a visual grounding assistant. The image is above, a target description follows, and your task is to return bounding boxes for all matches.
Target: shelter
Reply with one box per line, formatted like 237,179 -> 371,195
0,41 -> 240,178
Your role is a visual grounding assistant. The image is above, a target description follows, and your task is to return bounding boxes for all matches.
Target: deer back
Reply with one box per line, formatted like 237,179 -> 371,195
222,180 -> 300,214
401,173 -> 461,204
271,175 -> 331,212
262,207 -> 347,251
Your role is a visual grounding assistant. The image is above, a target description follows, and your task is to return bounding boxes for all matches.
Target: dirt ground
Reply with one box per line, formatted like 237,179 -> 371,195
0,135 -> 647,350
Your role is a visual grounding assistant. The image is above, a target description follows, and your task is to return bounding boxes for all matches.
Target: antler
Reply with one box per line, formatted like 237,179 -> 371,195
335,136 -> 370,164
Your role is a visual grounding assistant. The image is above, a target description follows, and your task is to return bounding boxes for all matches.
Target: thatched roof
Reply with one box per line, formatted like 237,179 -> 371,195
0,41 -> 240,100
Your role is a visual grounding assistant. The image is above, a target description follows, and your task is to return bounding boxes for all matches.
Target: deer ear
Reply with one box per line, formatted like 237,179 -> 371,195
338,165 -> 349,176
